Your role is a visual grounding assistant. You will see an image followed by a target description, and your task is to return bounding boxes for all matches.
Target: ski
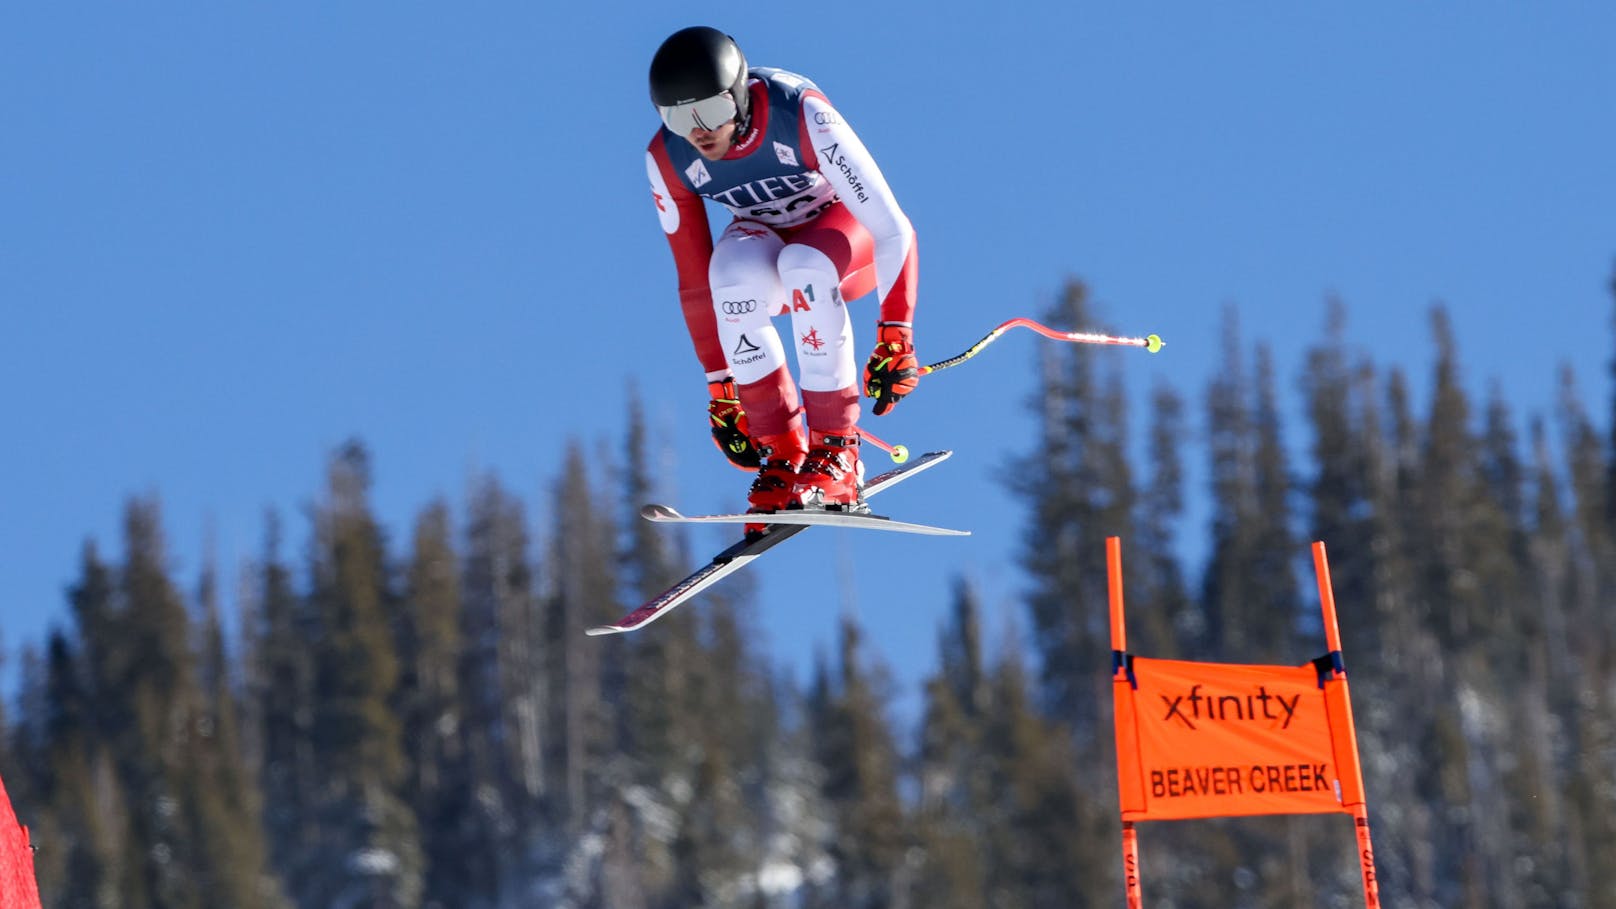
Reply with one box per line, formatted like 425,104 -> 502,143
586,449 -> 954,636
641,503 -> 968,536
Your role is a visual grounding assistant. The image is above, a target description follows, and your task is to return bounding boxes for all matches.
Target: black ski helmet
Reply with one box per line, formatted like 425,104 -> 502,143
649,27 -> 750,128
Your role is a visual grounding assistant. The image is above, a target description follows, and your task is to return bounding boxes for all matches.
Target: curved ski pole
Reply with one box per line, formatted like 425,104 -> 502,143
917,318 -> 1163,377
858,320 -> 1155,461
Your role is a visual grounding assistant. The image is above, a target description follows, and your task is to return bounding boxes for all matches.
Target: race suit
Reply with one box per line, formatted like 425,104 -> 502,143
645,66 -> 918,440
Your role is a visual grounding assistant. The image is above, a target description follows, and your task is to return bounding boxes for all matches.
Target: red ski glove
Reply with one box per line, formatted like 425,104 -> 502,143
863,322 -> 920,416
708,379 -> 759,469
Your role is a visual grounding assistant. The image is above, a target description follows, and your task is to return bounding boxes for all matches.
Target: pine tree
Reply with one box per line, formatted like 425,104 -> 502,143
22,548 -> 129,907
1131,382 -> 1193,659
1412,306 -> 1485,650
116,497 -> 209,909
31,630 -> 127,909
65,543 -> 123,757
1363,366 -> 1448,904
616,393 -> 701,795
1371,367 -> 1429,670
672,596 -> 782,909
1409,307 -> 1521,904
1299,316 -> 1444,902
247,510 -> 320,890
299,441 -> 422,908
544,443 -> 623,832
1606,258 -> 1616,527
1474,385 -> 1534,668
399,500 -> 470,909
1518,418 -> 1579,901
1302,299 -> 1382,658
908,582 -> 992,909
34,498 -> 265,909
187,554 -> 288,908
1201,307 -> 1263,660
1555,367 -> 1616,905
978,626 -> 1108,908
1012,279 -> 1134,727
459,471 -> 540,901
804,618 -> 906,909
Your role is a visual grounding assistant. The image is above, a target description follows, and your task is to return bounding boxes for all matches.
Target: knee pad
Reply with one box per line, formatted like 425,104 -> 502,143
778,244 -> 855,392
710,223 -> 789,383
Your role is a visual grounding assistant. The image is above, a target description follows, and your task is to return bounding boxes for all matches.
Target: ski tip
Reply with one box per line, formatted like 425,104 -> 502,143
641,503 -> 683,521
913,526 -> 971,537
585,625 -> 624,637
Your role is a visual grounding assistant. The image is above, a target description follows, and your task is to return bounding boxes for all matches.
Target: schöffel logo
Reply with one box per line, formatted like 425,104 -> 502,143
817,143 -> 869,203
1160,684 -> 1301,730
731,332 -> 766,366
722,300 -> 758,315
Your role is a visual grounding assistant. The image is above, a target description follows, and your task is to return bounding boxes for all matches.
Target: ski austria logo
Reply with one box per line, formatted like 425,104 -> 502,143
773,141 -> 798,166
729,223 -> 773,240
685,158 -> 712,188
646,151 -> 679,234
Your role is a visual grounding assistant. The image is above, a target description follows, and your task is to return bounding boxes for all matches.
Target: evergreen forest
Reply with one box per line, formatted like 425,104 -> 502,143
4,277 -> 1615,908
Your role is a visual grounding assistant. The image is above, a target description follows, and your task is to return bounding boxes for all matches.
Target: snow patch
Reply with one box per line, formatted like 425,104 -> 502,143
347,847 -> 400,876
622,784 -> 678,843
757,860 -> 803,895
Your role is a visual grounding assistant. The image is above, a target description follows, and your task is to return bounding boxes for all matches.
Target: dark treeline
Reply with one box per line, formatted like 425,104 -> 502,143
4,277 -> 1616,908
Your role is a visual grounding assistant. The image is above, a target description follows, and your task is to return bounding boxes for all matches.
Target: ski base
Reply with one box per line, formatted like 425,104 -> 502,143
641,503 -> 968,536
586,449 -> 954,635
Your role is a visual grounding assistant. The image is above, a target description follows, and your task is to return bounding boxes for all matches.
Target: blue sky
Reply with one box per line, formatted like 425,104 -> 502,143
4,5 -> 1613,707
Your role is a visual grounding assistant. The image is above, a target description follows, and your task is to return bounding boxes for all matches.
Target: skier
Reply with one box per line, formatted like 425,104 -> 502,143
645,26 -> 920,522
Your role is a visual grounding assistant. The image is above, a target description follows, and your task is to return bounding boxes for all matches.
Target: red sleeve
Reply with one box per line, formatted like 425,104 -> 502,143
648,133 -> 726,376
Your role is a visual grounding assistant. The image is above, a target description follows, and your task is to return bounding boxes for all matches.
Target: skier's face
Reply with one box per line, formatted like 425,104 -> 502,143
686,121 -> 736,160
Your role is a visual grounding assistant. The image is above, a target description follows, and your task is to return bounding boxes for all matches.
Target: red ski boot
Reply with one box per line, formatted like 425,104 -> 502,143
745,429 -> 809,535
792,430 -> 865,510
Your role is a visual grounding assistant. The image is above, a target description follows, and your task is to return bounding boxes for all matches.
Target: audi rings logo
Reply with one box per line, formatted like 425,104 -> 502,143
722,299 -> 758,315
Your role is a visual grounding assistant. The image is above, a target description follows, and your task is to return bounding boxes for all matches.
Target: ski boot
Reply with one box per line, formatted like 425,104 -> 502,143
745,428 -> 809,536
792,430 -> 865,511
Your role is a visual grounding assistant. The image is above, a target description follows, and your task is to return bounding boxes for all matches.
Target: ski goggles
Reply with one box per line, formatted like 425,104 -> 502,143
658,91 -> 738,135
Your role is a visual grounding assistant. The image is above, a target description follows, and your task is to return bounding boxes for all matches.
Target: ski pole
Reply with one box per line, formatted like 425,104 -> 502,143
857,428 -> 910,464
859,319 -> 1158,462
917,318 -> 1163,377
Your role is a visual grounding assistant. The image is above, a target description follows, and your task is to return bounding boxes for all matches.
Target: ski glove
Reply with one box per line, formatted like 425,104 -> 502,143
708,379 -> 760,470
863,323 -> 920,416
